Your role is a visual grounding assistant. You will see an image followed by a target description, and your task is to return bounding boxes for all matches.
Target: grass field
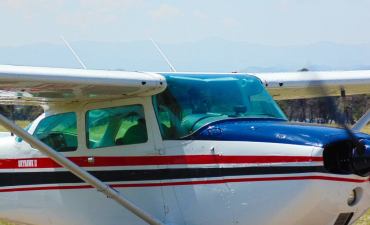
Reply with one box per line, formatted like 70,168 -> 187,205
363,124 -> 370,134
356,211 -> 370,225
0,120 -> 30,131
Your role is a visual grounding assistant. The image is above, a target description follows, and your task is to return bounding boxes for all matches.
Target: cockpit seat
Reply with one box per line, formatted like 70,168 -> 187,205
115,118 -> 147,145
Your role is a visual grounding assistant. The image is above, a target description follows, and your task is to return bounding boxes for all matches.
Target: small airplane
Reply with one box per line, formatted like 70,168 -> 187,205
0,64 -> 368,225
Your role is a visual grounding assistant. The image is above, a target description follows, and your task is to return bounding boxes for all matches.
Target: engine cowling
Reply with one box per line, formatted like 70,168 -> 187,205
324,138 -> 370,176
190,118 -> 370,177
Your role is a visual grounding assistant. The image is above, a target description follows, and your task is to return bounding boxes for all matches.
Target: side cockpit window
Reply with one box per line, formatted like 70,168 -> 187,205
86,105 -> 148,149
34,112 -> 78,152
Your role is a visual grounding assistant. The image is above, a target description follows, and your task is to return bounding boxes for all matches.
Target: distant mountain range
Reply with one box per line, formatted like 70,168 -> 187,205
1,38 -> 370,73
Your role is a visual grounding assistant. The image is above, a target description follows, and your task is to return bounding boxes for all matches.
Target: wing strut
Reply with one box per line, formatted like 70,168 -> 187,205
0,113 -> 165,225
352,109 -> 370,132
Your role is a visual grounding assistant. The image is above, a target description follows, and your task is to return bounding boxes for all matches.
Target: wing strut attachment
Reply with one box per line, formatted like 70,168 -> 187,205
0,113 -> 165,225
353,109 -> 370,132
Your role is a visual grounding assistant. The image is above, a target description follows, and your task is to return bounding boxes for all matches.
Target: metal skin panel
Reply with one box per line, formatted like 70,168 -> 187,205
160,140 -> 369,225
253,70 -> 370,100
0,140 -> 369,225
0,65 -> 166,104
0,135 -> 369,225
0,70 -> 369,224
159,70 -> 370,100
190,118 -> 370,147
0,98 -> 368,225
0,67 -> 368,104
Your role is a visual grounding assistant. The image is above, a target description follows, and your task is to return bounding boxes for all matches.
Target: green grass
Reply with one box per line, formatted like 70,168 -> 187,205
355,210 -> 370,225
0,120 -> 31,132
0,221 -> 28,225
363,124 -> 370,134
0,222 -> 15,225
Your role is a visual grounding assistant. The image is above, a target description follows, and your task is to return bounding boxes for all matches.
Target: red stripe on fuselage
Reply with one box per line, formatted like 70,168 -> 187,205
0,155 -> 323,169
0,175 -> 366,193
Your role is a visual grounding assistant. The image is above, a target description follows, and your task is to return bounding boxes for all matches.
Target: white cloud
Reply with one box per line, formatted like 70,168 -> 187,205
150,4 -> 182,21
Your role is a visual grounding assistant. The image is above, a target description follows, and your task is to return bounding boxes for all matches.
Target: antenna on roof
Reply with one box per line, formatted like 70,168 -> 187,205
60,36 -> 87,69
150,38 -> 177,72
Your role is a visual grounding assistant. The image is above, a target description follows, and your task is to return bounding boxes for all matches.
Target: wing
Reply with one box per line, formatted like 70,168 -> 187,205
252,70 -> 370,100
0,65 -> 166,105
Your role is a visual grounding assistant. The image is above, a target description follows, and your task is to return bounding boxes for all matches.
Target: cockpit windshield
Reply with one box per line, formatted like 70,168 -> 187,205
153,74 -> 287,139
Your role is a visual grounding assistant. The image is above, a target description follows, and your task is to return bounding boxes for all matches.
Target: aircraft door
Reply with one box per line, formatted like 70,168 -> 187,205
159,140 -> 235,225
40,98 -> 163,225
152,95 -> 235,225
77,97 -> 165,225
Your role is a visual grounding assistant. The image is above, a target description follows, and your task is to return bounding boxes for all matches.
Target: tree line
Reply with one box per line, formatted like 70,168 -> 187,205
278,95 -> 369,124
0,105 -> 43,122
0,95 -> 368,125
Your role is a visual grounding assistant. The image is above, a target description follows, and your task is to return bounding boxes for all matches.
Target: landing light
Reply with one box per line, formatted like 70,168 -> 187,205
347,188 -> 362,206
347,189 -> 356,206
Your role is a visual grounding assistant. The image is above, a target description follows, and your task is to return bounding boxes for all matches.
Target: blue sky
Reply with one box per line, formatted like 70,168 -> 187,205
1,0 -> 370,47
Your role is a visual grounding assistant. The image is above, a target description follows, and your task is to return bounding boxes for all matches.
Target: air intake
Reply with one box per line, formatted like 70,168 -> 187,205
323,139 -> 370,177
333,213 -> 353,225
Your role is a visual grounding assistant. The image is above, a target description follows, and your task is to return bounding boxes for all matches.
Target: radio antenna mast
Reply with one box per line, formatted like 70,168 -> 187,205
150,38 -> 176,72
60,36 -> 87,69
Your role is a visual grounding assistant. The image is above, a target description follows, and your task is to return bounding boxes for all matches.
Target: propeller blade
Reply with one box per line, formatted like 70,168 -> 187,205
304,70 -> 368,176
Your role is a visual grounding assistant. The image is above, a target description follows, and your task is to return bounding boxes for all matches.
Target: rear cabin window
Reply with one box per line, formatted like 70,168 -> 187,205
86,105 -> 148,149
33,112 -> 78,152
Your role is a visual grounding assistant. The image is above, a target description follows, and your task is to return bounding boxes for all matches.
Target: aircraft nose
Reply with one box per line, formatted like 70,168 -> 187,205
350,139 -> 370,176
323,138 -> 370,177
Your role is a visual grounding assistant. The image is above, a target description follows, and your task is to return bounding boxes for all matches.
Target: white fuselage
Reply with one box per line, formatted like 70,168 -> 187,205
0,97 -> 368,225
0,137 -> 369,225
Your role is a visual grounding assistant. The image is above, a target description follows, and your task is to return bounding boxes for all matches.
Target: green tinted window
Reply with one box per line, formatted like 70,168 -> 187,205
34,112 -> 77,152
86,105 -> 148,149
153,74 -> 287,139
